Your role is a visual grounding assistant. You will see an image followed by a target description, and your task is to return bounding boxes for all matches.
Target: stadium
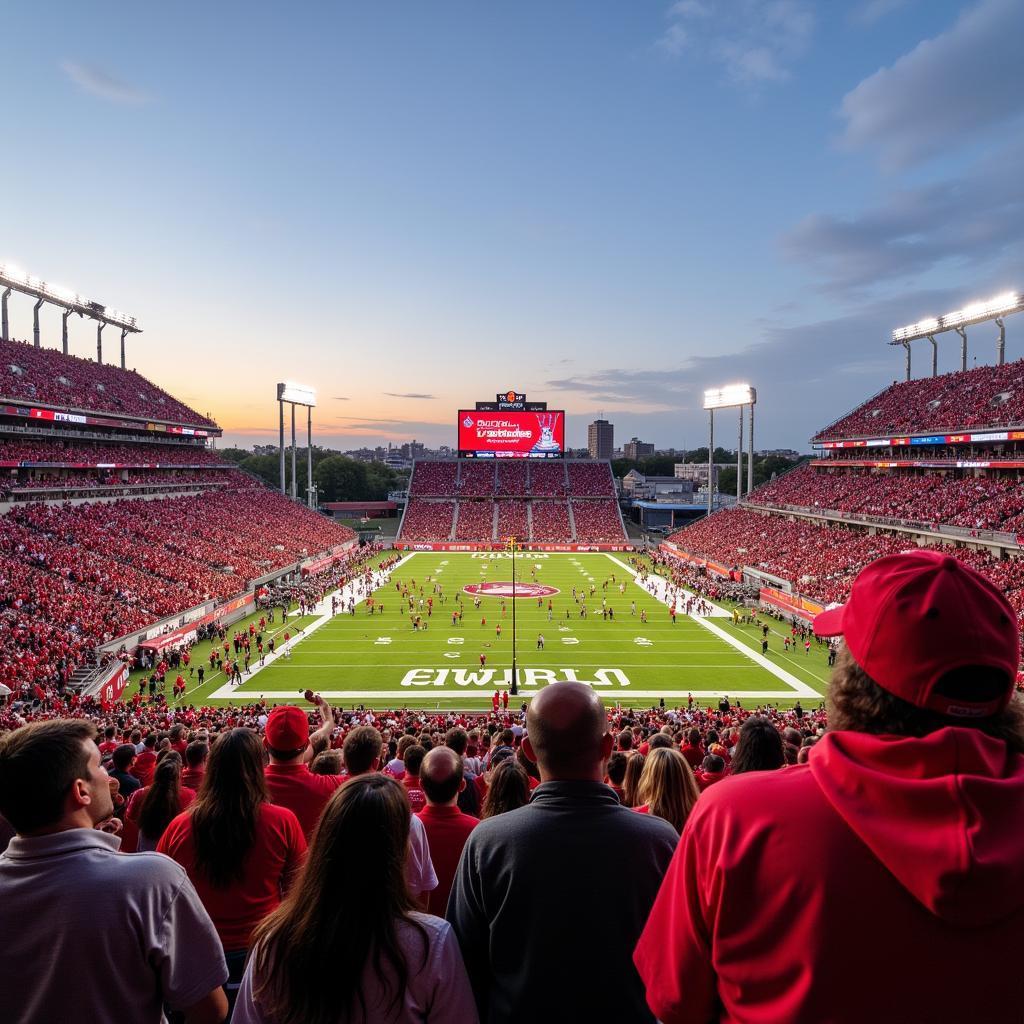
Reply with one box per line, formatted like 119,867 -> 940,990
3,5 -> 1024,1023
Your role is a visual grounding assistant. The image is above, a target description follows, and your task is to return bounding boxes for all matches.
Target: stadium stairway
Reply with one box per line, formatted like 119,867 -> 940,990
491,502 -> 498,542
449,502 -> 459,541
526,501 -> 533,540
567,500 -> 578,542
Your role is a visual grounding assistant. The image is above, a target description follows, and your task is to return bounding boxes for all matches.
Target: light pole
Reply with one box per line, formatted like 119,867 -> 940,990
505,535 -> 519,696
704,385 -> 757,510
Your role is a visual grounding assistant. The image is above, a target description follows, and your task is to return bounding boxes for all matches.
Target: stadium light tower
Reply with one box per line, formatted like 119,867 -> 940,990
890,290 -> 1022,380
0,262 -> 141,364
277,383 -> 317,505
703,385 -> 757,514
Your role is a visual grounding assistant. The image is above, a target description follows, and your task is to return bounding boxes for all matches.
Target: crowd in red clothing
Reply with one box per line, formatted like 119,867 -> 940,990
0,487 -> 354,694
454,500 -> 495,540
0,335 -> 216,427
529,499 -> 571,541
814,356 -> 1024,440
0,436 -> 227,466
666,506 -> 1024,635
401,500 -> 456,541
748,464 -> 1024,532
571,498 -> 626,542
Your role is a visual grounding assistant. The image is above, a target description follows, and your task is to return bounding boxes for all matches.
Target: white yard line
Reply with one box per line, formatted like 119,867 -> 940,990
270,689 -> 817,700
605,553 -> 819,699
206,553 -> 417,699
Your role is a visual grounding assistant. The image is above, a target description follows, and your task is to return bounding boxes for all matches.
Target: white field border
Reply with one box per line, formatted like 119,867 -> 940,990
207,551 -> 817,701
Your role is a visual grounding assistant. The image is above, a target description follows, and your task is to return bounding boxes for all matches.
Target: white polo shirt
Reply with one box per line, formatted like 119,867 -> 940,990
0,828 -> 227,1023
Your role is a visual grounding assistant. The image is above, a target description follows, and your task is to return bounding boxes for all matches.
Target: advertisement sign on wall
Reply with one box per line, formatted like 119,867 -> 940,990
457,410 -> 564,459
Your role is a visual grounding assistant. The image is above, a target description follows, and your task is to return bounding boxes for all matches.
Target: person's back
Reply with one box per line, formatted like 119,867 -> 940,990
636,550 -> 1024,1024
0,719 -> 228,1024
448,683 -> 677,1023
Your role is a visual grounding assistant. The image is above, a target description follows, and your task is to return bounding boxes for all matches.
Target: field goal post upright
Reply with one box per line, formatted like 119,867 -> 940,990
505,535 -> 519,696
276,383 -> 317,506
703,384 -> 757,513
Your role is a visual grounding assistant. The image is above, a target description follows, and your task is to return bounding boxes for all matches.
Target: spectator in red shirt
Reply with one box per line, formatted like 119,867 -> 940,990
694,752 -> 726,791
98,725 -> 119,756
636,549 -> 1024,1024
679,728 -> 704,770
158,728 -> 306,1014
402,744 -> 428,813
181,739 -> 209,790
263,696 -> 343,839
122,752 -> 196,853
133,733 -> 158,787
417,747 -> 479,917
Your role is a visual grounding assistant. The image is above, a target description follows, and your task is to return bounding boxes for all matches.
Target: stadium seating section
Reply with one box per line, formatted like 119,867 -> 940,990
399,460 -> 627,544
745,464 -> 1024,532
0,438 -> 226,465
814,357 -> 1024,440
0,336 -> 216,427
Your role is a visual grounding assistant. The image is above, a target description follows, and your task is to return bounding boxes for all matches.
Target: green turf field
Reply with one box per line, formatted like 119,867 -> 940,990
140,552 -> 833,710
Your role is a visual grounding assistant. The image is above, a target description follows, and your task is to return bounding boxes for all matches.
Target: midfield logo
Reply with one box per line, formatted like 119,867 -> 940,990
463,582 -> 559,598
400,668 -> 631,688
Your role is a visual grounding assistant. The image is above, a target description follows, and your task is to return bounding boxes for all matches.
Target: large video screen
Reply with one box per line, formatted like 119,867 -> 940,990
458,410 -> 564,459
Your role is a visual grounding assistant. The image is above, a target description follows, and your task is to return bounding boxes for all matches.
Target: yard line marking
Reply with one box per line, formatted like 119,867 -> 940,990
206,688 -> 819,701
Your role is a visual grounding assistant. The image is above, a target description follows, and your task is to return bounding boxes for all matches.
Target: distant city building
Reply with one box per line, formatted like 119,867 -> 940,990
673,462 -> 732,486
623,470 -> 694,501
588,419 -> 614,460
755,448 -> 802,460
624,437 -> 655,461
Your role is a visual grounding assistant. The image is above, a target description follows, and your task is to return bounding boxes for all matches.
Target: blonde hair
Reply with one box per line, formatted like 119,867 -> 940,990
636,747 -> 700,834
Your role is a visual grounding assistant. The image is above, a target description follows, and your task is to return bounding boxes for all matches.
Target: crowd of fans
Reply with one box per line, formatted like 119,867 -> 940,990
454,500 -> 495,541
0,436 -> 226,466
0,336 -> 217,427
748,464 -> 1024,533
571,499 -> 626,542
814,356 -> 1024,440
400,500 -> 455,541
457,462 -> 496,497
496,498 -> 528,539
529,461 -> 568,496
495,460 -> 529,496
407,459 -> 618,501
1,468 -> 236,500
408,461 -> 459,497
566,460 -> 616,497
528,500 -> 571,542
666,506 -> 1024,632
0,486 -> 355,694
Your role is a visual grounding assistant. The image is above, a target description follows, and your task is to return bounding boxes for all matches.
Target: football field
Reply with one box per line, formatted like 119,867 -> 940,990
160,552 -> 834,710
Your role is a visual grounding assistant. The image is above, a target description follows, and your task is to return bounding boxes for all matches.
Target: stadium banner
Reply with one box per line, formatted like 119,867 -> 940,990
101,664 -> 129,704
658,542 -> 735,579
0,402 -> 215,437
817,429 -> 1024,450
139,593 -> 255,652
759,586 -> 825,621
457,409 -> 564,458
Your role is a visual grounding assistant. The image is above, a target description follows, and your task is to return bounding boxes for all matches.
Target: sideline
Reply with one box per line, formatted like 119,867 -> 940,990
205,553 -> 417,699
604,553 -> 819,699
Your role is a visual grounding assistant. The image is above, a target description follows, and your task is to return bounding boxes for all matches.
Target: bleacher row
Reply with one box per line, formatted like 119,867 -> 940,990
0,437 -> 227,465
409,458 -> 616,497
0,336 -> 215,428
400,498 -> 625,543
401,458 -> 627,544
745,464 -> 1024,533
814,355 -> 1024,440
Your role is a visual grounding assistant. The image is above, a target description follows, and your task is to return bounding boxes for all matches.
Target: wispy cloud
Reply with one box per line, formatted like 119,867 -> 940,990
546,369 -> 696,411
657,0 -> 814,84
330,395 -> 349,401
60,60 -> 151,105
839,0 -> 1024,169
383,392 -> 436,400
850,0 -> 912,26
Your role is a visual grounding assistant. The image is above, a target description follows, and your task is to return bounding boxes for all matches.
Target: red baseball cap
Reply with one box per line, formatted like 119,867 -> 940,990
265,705 -> 311,751
813,549 -> 1020,718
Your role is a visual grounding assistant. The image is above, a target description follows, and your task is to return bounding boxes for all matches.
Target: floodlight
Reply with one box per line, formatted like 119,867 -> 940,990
278,382 -> 317,407
892,290 -> 1022,343
703,384 -> 756,410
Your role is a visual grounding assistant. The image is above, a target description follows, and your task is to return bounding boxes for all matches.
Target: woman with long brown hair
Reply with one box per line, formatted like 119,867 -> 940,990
157,728 -> 306,1010
634,747 -> 700,834
620,750 -> 645,808
232,773 -> 477,1024
122,750 -> 195,852
480,758 -> 531,819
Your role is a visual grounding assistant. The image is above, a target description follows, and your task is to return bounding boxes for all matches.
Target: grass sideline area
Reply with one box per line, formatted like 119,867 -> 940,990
128,552 -> 833,711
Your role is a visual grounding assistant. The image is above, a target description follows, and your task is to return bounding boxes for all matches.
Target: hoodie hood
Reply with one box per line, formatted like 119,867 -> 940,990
809,728 -> 1024,927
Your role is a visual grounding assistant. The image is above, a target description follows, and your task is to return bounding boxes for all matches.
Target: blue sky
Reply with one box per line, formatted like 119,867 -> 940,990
1,0 -> 1022,451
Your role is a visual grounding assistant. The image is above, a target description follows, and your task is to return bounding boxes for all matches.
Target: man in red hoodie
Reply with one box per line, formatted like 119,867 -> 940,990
635,549 -> 1024,1023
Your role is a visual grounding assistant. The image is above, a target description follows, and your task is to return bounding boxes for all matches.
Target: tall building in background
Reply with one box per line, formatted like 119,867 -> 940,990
624,437 -> 655,460
588,419 -> 614,459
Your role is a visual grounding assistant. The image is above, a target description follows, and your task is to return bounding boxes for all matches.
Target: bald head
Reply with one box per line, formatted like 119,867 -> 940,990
420,746 -> 464,805
524,683 -> 612,781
